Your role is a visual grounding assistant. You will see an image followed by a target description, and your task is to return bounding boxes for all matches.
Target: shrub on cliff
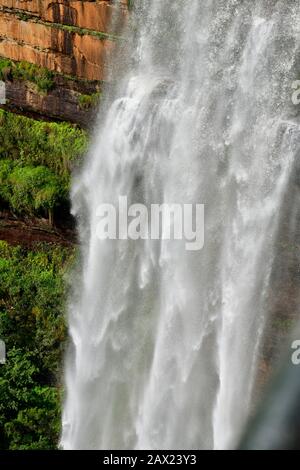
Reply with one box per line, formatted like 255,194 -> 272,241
0,110 -> 88,181
78,92 -> 101,109
9,165 -> 65,225
0,59 -> 54,93
0,161 -> 66,225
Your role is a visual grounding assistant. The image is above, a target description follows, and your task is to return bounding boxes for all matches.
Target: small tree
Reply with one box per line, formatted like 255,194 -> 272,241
8,165 -> 65,225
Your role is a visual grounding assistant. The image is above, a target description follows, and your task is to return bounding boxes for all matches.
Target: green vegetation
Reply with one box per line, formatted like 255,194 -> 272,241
0,161 -> 65,225
0,109 -> 87,178
0,109 -> 88,224
0,109 -> 88,181
0,241 -> 74,449
0,110 -> 88,223
11,9 -> 31,23
78,91 -> 101,110
0,59 -> 54,93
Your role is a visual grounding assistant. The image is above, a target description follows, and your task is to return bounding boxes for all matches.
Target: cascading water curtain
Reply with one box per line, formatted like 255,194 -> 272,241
62,0 -> 300,450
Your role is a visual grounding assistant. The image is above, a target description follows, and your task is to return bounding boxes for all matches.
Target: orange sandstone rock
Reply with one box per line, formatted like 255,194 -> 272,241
0,13 -> 115,80
1,1 -> 127,34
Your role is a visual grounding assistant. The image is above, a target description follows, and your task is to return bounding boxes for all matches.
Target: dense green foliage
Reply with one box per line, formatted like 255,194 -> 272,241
78,92 -> 101,109
0,160 -> 66,223
0,348 -> 60,449
0,241 -> 73,449
0,59 -> 54,93
0,109 -> 88,181
0,109 -> 88,222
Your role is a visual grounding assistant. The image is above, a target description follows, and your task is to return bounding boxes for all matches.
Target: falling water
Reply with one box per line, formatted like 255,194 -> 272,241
62,0 -> 300,450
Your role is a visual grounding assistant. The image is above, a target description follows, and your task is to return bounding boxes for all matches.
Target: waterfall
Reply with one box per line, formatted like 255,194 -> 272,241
61,0 -> 300,450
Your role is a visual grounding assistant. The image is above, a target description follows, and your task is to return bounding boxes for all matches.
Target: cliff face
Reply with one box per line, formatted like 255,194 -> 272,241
1,1 -> 126,33
0,1 -> 128,125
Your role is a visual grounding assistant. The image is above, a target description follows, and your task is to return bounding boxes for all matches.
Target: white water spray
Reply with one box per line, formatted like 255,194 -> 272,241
62,0 -> 300,450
